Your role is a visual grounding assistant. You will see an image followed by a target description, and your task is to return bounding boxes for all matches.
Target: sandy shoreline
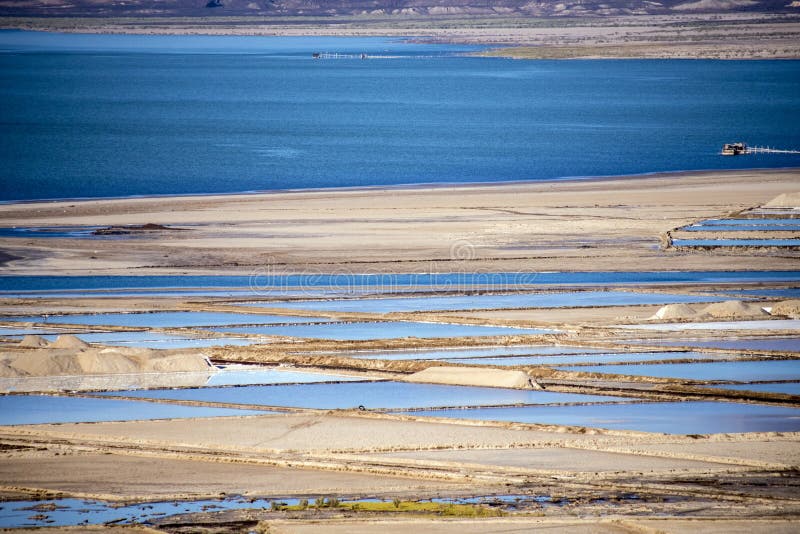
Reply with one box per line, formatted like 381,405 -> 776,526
1,167 -> 798,275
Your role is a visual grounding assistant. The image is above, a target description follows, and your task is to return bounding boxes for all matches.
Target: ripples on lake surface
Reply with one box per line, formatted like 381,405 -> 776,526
1,33 -> 799,201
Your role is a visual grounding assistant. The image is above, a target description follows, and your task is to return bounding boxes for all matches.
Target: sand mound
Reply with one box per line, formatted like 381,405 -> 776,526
763,192 -> 800,208
49,335 -> 91,349
649,303 -> 698,320
0,347 -> 212,378
404,366 -> 531,389
770,300 -> 800,318
701,300 -> 769,318
18,335 -> 49,348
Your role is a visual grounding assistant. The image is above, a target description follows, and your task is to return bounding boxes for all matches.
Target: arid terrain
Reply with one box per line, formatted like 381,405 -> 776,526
2,12 -> 800,59
0,169 -> 799,531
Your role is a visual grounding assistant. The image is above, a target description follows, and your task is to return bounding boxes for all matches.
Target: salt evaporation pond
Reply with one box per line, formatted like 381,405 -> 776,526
3,311 -> 331,328
682,218 -> 800,232
672,238 -> 800,247
703,382 -> 800,395
443,351 -> 728,367
210,321 -> 554,340
243,290 -> 721,313
557,359 -> 800,382
75,332 -> 263,349
650,337 -> 800,352
96,381 -> 628,410
205,368 -> 369,387
403,401 -> 800,434
340,345 -> 613,360
0,395 -> 263,425
3,271 -> 800,294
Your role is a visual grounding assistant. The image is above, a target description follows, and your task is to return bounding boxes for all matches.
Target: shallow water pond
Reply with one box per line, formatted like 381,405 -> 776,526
0,496 -> 287,529
682,218 -> 800,232
443,351 -> 728,367
0,226 -> 105,239
0,394 -> 264,425
244,290 -> 721,313
210,321 -> 554,340
4,311 -> 331,328
338,345 -> 612,361
557,359 -> 800,382
672,238 -> 800,247
0,492 -> 551,529
3,271 -> 800,294
96,381 -> 627,410
402,401 -> 800,434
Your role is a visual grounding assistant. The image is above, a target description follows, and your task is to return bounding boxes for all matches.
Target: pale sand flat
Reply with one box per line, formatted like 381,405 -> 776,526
358,447 -> 732,473
0,452 -> 462,501
1,169 -> 798,275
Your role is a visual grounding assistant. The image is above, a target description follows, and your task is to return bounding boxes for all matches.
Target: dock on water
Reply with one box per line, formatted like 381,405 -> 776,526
722,142 -> 800,155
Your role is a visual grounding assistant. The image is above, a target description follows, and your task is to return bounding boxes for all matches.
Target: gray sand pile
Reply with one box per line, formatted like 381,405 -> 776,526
770,300 -> 800,318
0,347 -> 211,378
18,335 -> 49,348
701,300 -> 769,319
404,366 -> 531,389
649,303 -> 699,320
763,192 -> 800,208
49,334 -> 91,349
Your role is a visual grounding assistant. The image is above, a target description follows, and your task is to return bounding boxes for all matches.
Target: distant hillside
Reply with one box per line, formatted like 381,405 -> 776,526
0,0 -> 795,18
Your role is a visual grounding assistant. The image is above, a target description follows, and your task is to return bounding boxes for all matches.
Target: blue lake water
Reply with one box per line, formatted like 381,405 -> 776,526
243,290 -> 720,313
3,311 -> 330,328
208,321 -> 553,340
1,32 -> 799,201
2,272 -> 800,293
403,401 -> 800,434
0,394 -> 263,425
558,359 -> 800,381
96,381 -> 627,410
